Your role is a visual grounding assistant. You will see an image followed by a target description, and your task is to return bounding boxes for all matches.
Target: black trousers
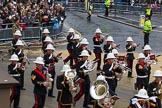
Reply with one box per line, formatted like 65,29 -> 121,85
144,32 -> 150,45
106,78 -> 116,92
94,52 -> 101,70
10,86 -> 21,108
127,59 -> 133,77
20,70 -> 24,89
105,6 -> 109,16
48,74 -> 55,96
32,94 -> 46,108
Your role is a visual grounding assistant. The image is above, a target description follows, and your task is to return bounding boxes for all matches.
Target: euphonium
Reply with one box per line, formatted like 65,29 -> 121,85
65,70 -> 77,92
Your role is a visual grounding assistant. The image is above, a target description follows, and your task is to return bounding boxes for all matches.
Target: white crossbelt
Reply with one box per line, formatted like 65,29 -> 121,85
94,45 -> 101,47
10,74 -> 21,77
105,76 -> 115,79
137,75 -> 148,78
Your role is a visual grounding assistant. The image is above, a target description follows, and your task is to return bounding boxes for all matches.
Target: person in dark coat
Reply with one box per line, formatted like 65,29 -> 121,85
14,40 -> 26,90
102,53 -> 117,92
31,57 -> 48,108
44,44 -> 58,97
56,64 -> 76,108
73,50 -> 91,108
147,70 -> 162,108
126,37 -> 139,78
93,28 -> 104,71
8,54 -> 21,108
63,28 -> 75,66
128,89 -> 150,108
135,53 -> 149,91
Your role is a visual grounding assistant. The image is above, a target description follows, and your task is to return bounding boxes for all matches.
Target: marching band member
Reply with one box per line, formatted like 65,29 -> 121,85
112,49 -> 123,90
8,54 -> 21,108
41,28 -> 50,43
102,53 -> 117,92
76,38 -> 91,59
31,57 -> 49,108
15,39 -> 26,90
128,88 -> 150,108
44,44 -> 58,97
73,50 -> 91,108
103,36 -> 114,63
63,28 -> 75,66
11,30 -> 22,54
56,64 -> 75,108
126,37 -> 139,78
71,34 -> 81,67
42,36 -> 53,54
135,53 -> 149,90
147,70 -> 162,108
93,28 -> 104,71
143,45 -> 153,82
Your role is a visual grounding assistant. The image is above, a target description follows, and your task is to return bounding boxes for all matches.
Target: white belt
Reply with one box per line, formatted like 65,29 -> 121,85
105,76 -> 115,79
137,75 -> 148,78
127,52 -> 134,54
94,45 -> 101,47
10,74 -> 21,77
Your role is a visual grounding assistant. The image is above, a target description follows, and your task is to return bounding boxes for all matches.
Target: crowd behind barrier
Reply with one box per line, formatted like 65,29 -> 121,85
0,23 -> 63,41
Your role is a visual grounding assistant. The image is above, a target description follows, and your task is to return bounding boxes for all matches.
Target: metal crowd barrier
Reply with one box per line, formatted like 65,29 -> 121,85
0,23 -> 64,42
56,1 -> 162,14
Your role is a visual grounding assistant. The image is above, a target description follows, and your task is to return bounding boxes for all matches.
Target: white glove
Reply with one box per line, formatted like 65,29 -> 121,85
131,98 -> 138,104
43,81 -> 50,87
149,96 -> 157,102
157,89 -> 161,95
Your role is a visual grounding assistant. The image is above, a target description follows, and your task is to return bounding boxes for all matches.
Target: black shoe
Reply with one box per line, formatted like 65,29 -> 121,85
83,106 -> 91,108
128,76 -> 134,78
21,88 -> 26,90
73,101 -> 76,107
48,95 -> 55,98
14,106 -> 21,108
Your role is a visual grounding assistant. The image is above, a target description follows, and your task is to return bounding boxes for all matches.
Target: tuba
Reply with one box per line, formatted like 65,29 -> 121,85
65,69 -> 77,92
90,75 -> 120,108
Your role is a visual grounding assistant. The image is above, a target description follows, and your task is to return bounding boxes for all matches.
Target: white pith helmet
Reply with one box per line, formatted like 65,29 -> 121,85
143,45 -> 152,51
126,37 -> 133,42
95,28 -> 102,33
33,57 -> 44,65
68,28 -> 75,33
153,70 -> 162,77
80,50 -> 90,56
80,38 -> 89,44
60,64 -> 71,72
137,53 -> 145,59
45,44 -> 55,50
9,54 -> 19,61
73,34 -> 80,40
106,53 -> 116,60
112,49 -> 119,55
105,36 -> 114,42
14,30 -> 22,36
42,28 -> 50,34
15,39 -> 24,46
44,36 -> 53,43
135,89 -> 149,99
96,75 -> 106,81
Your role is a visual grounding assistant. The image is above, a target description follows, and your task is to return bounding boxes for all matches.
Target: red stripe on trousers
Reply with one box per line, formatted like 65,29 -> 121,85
33,94 -> 38,108
58,103 -> 62,108
10,86 -> 14,104
74,82 -> 83,101
95,53 -> 99,60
